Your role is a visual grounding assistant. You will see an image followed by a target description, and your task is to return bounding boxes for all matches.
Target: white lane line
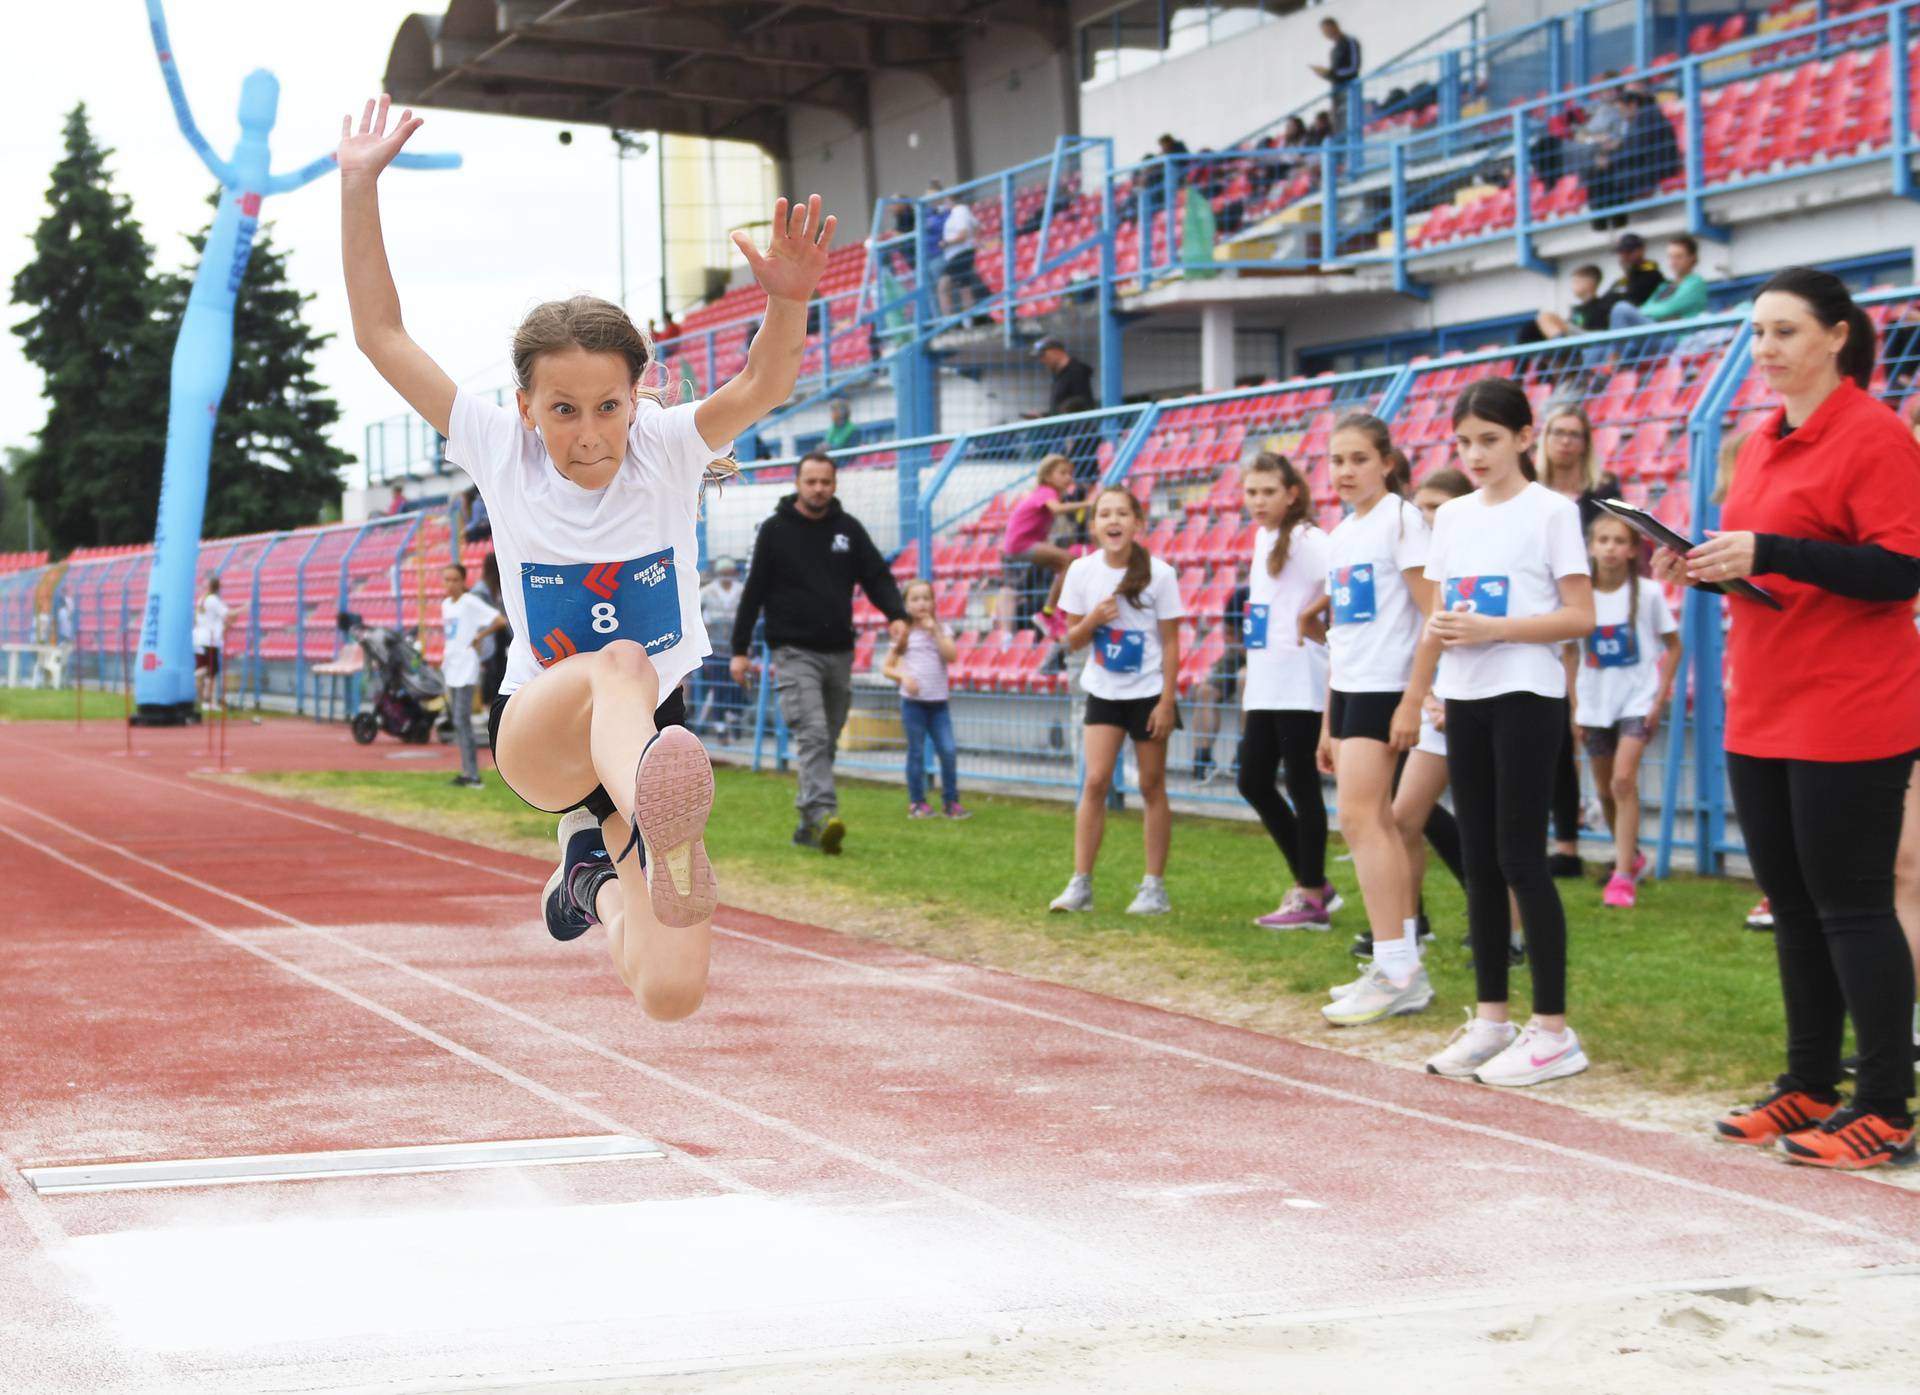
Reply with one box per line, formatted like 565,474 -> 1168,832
0,818 -> 752,1199
14,748 -> 1916,1256
0,797 -> 1194,1318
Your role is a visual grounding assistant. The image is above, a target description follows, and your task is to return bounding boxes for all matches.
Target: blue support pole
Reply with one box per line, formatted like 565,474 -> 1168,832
1548,21 -> 1565,99
1440,49 -> 1462,129
1319,148 -> 1337,265
1573,6 -> 1591,87
244,532 -> 285,708
1894,7 -> 1916,202
1681,62 -> 1729,241
1097,155 -> 1123,408
1512,120 -> 1549,276
1633,0 -> 1651,72
1000,170 -> 1017,343
290,530 -> 325,714
389,513 -> 423,633
913,432 -> 973,578
1390,143 -> 1427,299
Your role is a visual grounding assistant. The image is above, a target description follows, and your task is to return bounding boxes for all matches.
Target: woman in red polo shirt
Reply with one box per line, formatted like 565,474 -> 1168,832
1654,267 -> 1920,1169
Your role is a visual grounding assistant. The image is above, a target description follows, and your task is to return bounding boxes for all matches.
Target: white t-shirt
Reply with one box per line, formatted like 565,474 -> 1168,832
1425,482 -> 1589,701
1323,494 -> 1430,693
1060,551 -> 1186,701
942,202 -> 976,251
1243,523 -> 1330,712
1575,578 -> 1677,727
440,591 -> 503,689
193,594 -> 230,650
446,389 -> 731,700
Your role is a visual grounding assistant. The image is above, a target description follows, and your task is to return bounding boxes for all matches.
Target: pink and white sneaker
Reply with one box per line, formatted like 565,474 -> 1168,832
1602,871 -> 1637,908
629,726 -> 718,928
1254,886 -> 1331,931
909,802 -> 936,819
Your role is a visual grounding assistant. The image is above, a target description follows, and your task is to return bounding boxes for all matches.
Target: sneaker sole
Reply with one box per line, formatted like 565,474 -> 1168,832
1322,986 -> 1435,1027
1474,1050 -> 1591,1088
1049,901 -> 1091,913
1126,905 -> 1172,915
632,728 -> 717,929
1778,1139 -> 1918,1170
1254,916 -> 1332,931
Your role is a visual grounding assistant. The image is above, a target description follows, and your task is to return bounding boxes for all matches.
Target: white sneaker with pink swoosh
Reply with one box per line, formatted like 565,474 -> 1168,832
1473,1020 -> 1590,1087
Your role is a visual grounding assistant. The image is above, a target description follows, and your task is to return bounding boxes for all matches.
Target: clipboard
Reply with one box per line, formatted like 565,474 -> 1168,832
1595,498 -> 1785,610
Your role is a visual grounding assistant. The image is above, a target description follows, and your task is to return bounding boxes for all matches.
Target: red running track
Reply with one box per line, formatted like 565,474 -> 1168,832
2,720 -> 1917,1393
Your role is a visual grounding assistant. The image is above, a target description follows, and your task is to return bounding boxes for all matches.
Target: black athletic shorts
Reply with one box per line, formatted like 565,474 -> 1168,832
1327,689 -> 1401,743
488,686 -> 688,823
1083,693 -> 1183,743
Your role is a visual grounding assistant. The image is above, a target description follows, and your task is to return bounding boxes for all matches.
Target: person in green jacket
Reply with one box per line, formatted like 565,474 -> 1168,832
822,397 -> 859,450
1609,233 -> 1708,328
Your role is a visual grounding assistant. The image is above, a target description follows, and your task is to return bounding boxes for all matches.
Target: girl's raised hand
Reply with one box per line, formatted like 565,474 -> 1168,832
732,196 -> 838,305
338,95 -> 424,180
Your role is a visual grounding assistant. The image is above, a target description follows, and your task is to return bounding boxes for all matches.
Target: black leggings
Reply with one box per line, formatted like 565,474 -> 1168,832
1726,750 -> 1917,1118
1446,694 -> 1571,1015
1552,723 -> 1581,844
1236,709 -> 1327,889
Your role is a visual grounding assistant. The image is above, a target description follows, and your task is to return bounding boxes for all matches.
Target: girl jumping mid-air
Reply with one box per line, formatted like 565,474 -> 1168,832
341,96 -> 838,1019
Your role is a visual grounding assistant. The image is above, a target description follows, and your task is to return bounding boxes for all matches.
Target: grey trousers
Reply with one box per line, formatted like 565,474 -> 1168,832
448,683 -> 479,780
772,645 -> 853,823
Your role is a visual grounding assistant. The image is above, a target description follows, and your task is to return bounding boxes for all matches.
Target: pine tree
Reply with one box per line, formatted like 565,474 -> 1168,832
152,196 -> 352,538
8,104 -> 169,551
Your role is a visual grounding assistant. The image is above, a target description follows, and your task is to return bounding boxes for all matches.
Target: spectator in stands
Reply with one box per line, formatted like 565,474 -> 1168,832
386,483 -> 408,515
697,557 -> 746,742
1035,336 -> 1096,418
920,180 -> 949,289
882,577 -> 967,820
1002,454 -> 1082,639
1306,110 -> 1335,147
823,397 -> 859,450
461,485 -> 491,542
440,562 -> 507,789
1610,233 -> 1709,328
1590,88 -> 1681,227
1526,263 -> 1605,343
729,451 -> 909,852
1311,18 -> 1362,131
1589,233 -> 1666,326
1254,117 -> 1310,201
939,192 -> 989,325
1157,132 -> 1190,159
193,575 -> 232,712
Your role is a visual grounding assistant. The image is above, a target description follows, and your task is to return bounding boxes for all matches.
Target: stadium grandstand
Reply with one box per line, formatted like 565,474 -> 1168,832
13,0 -> 1920,880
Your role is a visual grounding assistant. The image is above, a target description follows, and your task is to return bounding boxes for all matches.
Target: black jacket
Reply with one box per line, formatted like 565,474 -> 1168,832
731,494 -> 907,655
1049,357 -> 1096,415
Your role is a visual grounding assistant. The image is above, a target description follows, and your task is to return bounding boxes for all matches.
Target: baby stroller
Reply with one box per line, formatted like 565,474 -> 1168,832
339,611 -> 449,746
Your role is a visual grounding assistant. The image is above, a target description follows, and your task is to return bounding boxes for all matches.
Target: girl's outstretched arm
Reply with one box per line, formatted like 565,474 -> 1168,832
340,95 -> 456,438
695,195 -> 838,450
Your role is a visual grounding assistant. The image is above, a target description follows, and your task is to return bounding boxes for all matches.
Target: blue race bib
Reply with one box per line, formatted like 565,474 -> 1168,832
1328,565 -> 1377,625
1443,575 -> 1510,617
1585,621 -> 1640,669
521,550 -> 682,669
1092,624 -> 1146,674
1243,603 -> 1271,650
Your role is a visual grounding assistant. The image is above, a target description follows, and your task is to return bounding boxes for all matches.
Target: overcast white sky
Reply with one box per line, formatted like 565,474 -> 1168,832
3,1 -> 669,478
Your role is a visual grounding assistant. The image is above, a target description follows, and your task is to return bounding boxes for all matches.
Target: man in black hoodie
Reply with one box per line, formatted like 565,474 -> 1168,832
730,452 -> 909,851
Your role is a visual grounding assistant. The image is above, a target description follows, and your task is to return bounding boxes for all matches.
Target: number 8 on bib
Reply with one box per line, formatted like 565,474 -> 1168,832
521,550 -> 683,668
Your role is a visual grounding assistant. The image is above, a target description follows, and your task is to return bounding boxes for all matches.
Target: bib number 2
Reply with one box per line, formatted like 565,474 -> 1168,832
522,550 -> 682,668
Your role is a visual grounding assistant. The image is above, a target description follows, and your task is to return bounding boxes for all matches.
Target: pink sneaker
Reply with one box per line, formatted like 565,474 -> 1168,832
630,726 -> 717,928
1033,608 -> 1067,641
1627,851 -> 1648,883
1254,886 -> 1331,931
1602,871 -> 1636,908
909,802 -> 935,819
943,802 -> 972,820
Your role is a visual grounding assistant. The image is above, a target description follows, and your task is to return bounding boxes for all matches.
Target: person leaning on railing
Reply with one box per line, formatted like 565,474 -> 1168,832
1656,267 -> 1920,1170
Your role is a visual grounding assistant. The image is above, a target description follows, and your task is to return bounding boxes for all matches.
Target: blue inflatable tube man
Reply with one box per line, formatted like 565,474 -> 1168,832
133,0 -> 458,722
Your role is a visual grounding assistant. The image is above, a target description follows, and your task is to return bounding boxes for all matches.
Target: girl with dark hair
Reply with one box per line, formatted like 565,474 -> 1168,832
1577,513 -> 1680,910
1317,414 -> 1437,1026
341,95 -> 829,1021
1407,377 -> 1595,1084
1051,487 -> 1186,916
1656,266 -> 1920,1168
1236,454 -> 1341,931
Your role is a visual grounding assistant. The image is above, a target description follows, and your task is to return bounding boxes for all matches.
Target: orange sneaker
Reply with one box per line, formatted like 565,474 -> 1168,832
1778,1109 -> 1917,1170
1713,1086 -> 1839,1147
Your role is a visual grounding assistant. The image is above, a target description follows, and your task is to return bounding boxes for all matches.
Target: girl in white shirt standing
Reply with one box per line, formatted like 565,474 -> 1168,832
1408,378 -> 1596,1085
340,96 -> 836,1021
1578,513 -> 1680,909
1316,415 -> 1436,1027
1236,453 -> 1340,930
1050,487 -> 1186,916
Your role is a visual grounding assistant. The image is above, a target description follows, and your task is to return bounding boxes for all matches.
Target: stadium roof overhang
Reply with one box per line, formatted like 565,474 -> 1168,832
385,0 -> 1071,162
